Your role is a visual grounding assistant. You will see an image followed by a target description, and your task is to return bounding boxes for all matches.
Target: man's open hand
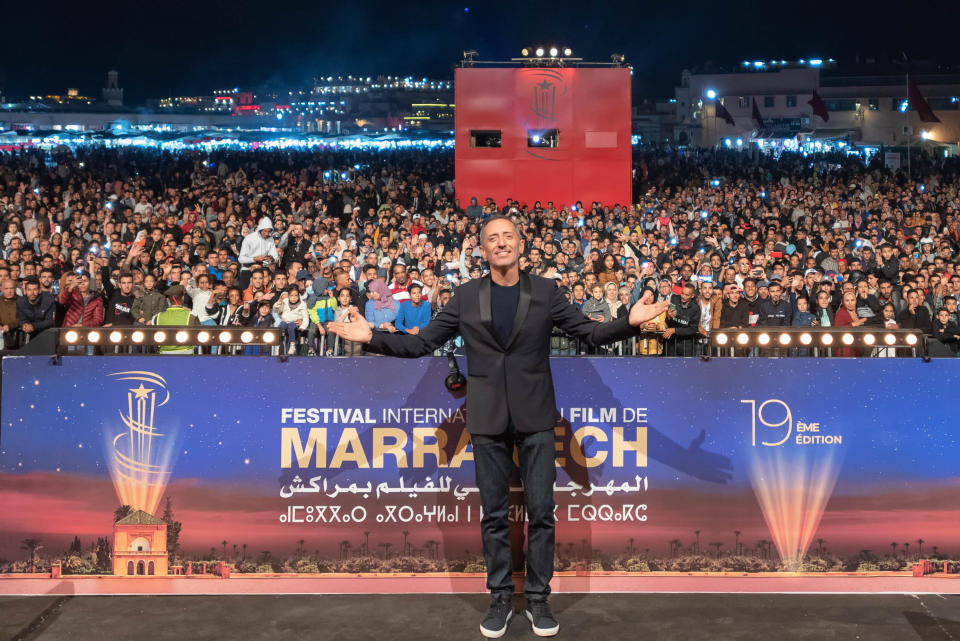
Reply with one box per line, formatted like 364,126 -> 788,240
628,299 -> 669,327
328,307 -> 373,343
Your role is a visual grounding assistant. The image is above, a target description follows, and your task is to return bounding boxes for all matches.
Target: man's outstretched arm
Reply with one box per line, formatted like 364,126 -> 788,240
328,290 -> 461,358
551,286 -> 668,347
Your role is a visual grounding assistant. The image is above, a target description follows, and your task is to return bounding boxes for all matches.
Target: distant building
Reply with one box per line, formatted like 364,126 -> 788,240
674,58 -> 960,155
112,509 -> 168,576
102,70 -> 123,107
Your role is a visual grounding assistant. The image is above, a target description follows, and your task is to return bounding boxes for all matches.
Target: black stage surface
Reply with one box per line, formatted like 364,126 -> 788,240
2,593 -> 959,641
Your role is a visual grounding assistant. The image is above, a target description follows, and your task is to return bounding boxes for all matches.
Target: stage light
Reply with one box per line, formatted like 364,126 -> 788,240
821,333 -> 834,345
65,330 -> 79,344
841,333 -> 854,345
549,47 -> 558,57
131,330 -> 145,343
705,89 -> 717,100
884,333 -> 896,345
757,333 -> 771,346
175,331 -> 189,344
921,130 -> 932,140
799,332 -> 812,345
563,47 -> 572,56
153,331 -> 167,343
240,331 -> 254,344
778,333 -> 791,346
736,332 -> 749,345
535,47 -> 544,57
109,331 -> 122,344
521,48 -> 529,56
196,331 -> 210,343
219,331 -> 233,343
715,333 -> 728,345
863,334 -> 876,345
906,333 -> 918,346
531,134 -> 541,143
263,331 -> 277,344
86,330 -> 101,343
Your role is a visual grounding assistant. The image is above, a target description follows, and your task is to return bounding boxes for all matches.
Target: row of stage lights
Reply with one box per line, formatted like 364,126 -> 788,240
61,328 -> 278,346
520,46 -> 573,58
711,328 -> 922,348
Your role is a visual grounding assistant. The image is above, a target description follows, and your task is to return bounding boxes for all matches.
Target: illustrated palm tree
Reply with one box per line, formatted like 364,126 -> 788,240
628,537 -> 635,554
694,530 -> 701,554
339,540 -> 349,560
425,540 -> 437,560
917,539 -> 925,559
364,531 -> 371,556
21,538 -> 42,573
891,542 -> 898,557
903,542 -> 910,560
114,505 -> 132,522
233,544 -> 238,559
221,540 -> 228,558
402,531 -> 409,556
242,544 -> 248,562
757,540 -> 768,560
297,539 -> 305,556
580,538 -> 588,558
734,531 -> 741,556
669,539 -> 680,558
932,546 -> 939,558
817,538 -> 825,557
710,542 -> 723,559
343,542 -> 351,559
382,542 -> 393,559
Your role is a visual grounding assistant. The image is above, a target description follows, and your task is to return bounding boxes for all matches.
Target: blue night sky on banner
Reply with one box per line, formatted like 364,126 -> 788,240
1,356 -> 958,485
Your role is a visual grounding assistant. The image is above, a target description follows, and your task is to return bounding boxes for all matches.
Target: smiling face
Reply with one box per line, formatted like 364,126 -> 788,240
480,217 -> 522,270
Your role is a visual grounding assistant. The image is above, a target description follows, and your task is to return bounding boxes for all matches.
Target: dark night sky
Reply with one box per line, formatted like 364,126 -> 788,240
0,0 -> 955,104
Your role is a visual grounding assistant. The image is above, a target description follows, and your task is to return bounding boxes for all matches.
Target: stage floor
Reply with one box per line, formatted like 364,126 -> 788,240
2,593 -> 959,641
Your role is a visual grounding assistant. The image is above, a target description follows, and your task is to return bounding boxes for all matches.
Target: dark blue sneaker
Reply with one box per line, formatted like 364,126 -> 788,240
480,594 -> 513,638
525,600 -> 559,637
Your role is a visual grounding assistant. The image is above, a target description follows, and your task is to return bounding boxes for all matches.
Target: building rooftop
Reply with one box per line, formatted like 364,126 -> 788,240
115,509 -> 165,525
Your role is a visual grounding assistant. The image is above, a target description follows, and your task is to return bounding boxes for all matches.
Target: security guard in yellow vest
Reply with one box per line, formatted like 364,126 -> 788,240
150,285 -> 199,354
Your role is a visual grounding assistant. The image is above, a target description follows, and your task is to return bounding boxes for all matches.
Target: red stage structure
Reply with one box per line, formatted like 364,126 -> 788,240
455,66 -> 632,209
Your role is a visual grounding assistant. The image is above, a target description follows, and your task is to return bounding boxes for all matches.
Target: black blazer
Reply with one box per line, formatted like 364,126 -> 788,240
368,272 -> 637,435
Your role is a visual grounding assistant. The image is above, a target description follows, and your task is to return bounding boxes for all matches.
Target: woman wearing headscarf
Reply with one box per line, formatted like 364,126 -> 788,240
364,278 -> 398,332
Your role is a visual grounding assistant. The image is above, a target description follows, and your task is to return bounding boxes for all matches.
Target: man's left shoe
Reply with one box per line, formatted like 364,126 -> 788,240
525,600 -> 559,637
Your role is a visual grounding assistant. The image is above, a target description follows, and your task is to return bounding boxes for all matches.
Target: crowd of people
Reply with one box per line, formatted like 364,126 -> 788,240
1,146 -> 959,357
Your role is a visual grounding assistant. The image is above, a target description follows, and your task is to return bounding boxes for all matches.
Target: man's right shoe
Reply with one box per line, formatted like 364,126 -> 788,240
479,595 -> 513,638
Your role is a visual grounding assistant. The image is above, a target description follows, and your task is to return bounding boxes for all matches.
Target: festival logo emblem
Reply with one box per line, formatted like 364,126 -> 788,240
106,371 -> 177,516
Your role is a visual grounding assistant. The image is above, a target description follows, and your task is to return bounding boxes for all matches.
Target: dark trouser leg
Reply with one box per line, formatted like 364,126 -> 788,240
516,428 -> 556,601
471,430 -> 516,599
239,270 -> 252,291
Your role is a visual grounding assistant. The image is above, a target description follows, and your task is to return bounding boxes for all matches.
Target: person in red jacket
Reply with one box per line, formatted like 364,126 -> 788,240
60,271 -> 104,328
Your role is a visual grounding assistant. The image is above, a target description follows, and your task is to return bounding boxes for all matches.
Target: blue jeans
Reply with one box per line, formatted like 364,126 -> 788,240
278,321 -> 299,346
470,425 -> 556,602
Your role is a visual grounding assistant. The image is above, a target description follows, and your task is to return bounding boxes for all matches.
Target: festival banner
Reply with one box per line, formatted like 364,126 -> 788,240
0,356 -> 957,578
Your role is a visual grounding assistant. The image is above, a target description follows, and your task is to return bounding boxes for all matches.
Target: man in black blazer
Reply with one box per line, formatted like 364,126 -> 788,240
329,216 -> 667,638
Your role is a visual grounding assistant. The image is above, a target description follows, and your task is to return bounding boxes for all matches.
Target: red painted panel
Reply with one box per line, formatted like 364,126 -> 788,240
455,67 -> 631,209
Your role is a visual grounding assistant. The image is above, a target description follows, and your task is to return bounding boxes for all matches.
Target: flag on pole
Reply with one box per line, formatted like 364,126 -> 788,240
751,98 -> 765,128
714,101 -> 736,126
808,91 -> 829,122
908,79 -> 941,123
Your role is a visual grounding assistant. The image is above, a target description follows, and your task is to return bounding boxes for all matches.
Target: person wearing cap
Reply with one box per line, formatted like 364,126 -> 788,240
238,217 -> 278,289
306,278 -> 337,355
150,285 -> 199,354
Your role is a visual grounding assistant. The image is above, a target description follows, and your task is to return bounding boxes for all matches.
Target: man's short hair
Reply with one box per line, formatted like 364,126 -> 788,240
480,215 -> 521,243
407,283 -> 423,294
